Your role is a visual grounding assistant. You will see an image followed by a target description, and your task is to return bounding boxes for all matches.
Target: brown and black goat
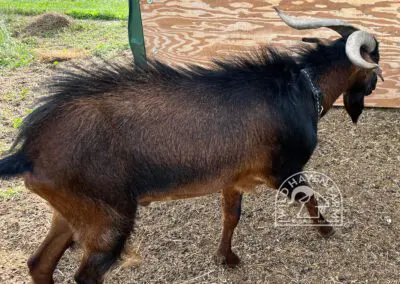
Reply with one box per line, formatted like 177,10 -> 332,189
0,8 -> 383,283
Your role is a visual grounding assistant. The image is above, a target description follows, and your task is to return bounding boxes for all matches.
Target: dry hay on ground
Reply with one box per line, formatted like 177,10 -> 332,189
35,48 -> 87,63
18,13 -> 73,37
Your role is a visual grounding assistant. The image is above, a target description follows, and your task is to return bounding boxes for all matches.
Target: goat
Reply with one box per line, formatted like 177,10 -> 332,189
0,8 -> 383,283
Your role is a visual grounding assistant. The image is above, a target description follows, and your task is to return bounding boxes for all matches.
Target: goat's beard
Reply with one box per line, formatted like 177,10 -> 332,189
343,91 -> 365,123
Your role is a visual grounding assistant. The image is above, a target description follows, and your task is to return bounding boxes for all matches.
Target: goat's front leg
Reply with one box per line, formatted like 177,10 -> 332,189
215,187 -> 242,268
285,174 -> 335,237
304,195 -> 335,237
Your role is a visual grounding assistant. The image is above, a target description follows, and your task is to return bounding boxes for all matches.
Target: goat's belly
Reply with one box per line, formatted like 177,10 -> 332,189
137,173 -> 270,205
137,178 -> 225,204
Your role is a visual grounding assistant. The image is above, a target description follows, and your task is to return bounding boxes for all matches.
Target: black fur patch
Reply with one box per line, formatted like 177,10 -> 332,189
0,153 -> 32,179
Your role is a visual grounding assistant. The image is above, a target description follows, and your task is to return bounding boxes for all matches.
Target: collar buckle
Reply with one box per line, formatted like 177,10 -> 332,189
319,105 -> 324,116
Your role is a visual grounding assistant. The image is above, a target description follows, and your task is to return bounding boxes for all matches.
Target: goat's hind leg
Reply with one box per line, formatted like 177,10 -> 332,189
26,173 -> 136,283
74,205 -> 136,284
28,210 -> 74,284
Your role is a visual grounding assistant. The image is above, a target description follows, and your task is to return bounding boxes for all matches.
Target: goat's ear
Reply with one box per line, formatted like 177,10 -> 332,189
343,92 -> 364,123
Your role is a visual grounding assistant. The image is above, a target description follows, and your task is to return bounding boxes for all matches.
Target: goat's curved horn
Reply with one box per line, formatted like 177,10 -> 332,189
345,30 -> 379,70
274,7 -> 358,37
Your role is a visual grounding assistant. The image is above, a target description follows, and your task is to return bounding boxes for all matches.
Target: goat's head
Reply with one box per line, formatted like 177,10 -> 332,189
274,7 -> 383,123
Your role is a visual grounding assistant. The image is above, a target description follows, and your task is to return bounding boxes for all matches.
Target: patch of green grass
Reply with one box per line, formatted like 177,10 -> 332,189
19,87 -> 30,100
12,117 -> 23,129
0,0 -> 129,20
12,108 -> 33,129
43,20 -> 130,58
0,14 -> 130,71
0,20 -> 33,69
0,186 -> 23,200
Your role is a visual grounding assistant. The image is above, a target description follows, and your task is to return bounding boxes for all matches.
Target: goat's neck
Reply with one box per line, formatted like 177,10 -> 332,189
317,65 -> 355,114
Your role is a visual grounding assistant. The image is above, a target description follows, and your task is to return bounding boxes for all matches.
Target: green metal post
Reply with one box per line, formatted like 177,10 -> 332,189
128,0 -> 147,66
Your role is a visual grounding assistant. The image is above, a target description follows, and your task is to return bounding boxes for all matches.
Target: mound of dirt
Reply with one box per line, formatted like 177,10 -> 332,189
19,13 -> 73,37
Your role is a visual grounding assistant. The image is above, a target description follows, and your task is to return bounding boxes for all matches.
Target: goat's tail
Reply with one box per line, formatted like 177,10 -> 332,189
0,152 -> 32,179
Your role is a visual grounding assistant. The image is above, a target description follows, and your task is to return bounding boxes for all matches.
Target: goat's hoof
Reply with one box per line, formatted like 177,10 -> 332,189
318,225 -> 335,238
214,251 -> 241,268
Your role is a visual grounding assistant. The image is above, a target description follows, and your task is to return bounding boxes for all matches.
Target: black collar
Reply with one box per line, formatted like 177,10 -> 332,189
300,68 -> 324,119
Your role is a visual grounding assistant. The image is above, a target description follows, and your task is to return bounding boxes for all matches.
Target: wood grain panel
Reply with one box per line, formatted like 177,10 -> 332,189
139,0 -> 400,108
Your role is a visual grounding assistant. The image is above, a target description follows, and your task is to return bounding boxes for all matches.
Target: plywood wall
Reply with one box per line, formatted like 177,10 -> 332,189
139,0 -> 400,107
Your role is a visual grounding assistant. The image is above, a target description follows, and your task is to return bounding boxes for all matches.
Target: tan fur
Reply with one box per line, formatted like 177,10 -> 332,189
318,65 -> 357,113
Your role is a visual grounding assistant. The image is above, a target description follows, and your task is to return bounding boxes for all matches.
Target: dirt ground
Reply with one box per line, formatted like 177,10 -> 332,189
0,60 -> 399,283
